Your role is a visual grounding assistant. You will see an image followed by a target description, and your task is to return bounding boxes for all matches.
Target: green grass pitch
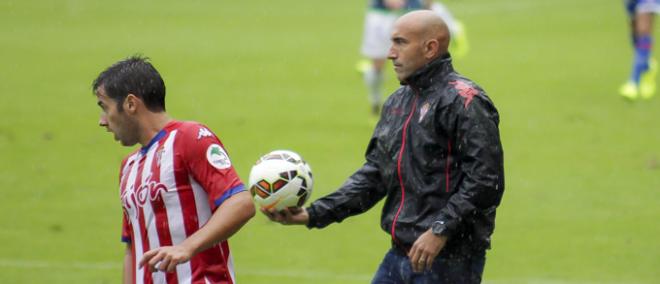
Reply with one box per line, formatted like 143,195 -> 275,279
0,0 -> 658,283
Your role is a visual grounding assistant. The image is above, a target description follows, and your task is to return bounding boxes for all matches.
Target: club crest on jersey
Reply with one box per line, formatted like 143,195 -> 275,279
419,102 -> 431,122
207,144 -> 231,169
197,127 -> 213,140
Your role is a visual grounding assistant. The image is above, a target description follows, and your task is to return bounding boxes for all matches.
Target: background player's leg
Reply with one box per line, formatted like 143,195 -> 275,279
635,13 -> 657,98
621,4 -> 657,100
366,58 -> 386,116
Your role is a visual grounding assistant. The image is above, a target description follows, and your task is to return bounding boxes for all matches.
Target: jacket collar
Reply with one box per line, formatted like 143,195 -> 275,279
401,53 -> 453,90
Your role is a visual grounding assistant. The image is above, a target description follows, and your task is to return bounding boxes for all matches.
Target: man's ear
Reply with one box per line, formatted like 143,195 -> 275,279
124,94 -> 140,114
424,39 -> 440,59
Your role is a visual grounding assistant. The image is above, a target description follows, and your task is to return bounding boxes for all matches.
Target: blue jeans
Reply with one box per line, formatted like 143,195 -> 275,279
371,247 -> 486,284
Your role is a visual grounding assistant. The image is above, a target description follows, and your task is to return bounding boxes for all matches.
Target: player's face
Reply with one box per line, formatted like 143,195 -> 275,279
388,23 -> 426,82
96,87 -> 140,146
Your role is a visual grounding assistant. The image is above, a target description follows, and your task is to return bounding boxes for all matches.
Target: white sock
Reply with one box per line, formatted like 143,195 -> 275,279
364,67 -> 383,107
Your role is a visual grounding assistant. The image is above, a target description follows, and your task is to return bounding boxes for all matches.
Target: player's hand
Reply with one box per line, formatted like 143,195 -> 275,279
139,245 -> 193,273
261,207 -> 309,225
408,229 -> 448,273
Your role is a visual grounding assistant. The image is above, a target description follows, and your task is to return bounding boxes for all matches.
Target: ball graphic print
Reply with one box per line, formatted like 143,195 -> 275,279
248,150 -> 313,211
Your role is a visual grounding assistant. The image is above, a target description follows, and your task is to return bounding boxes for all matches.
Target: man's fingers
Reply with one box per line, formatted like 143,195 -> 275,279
425,257 -> 434,271
280,208 -> 294,223
409,244 -> 434,272
408,245 -> 422,272
148,251 -> 165,272
262,208 -> 289,223
414,257 -> 425,273
138,249 -> 158,268
260,207 -> 276,220
408,245 -> 420,264
156,254 -> 174,271
271,211 -> 285,222
166,258 -> 179,272
260,207 -> 302,225
158,255 -> 172,272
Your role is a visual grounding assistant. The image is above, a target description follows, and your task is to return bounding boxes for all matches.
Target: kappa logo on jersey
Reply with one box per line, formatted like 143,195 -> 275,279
419,102 -> 431,122
207,144 -> 231,169
121,173 -> 168,217
449,80 -> 478,109
197,127 -> 213,140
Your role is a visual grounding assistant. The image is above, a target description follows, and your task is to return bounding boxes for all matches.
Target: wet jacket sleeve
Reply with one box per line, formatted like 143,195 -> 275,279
305,137 -> 388,229
436,94 -> 505,237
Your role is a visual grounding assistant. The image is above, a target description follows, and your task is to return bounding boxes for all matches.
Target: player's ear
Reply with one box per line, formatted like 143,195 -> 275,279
124,94 -> 139,114
424,39 -> 439,59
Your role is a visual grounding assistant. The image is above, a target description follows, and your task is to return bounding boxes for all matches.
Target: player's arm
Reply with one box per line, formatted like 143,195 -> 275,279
181,191 -> 255,253
262,159 -> 385,227
262,137 -> 387,227
123,243 -> 132,284
305,158 -> 386,228
140,191 -> 255,272
140,124 -> 255,272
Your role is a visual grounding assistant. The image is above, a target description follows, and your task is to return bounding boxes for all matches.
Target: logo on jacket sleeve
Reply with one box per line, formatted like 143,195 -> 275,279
207,144 -> 231,169
449,80 -> 478,109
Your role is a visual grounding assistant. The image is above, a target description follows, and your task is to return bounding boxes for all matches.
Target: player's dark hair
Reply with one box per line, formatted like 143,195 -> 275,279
92,55 -> 166,112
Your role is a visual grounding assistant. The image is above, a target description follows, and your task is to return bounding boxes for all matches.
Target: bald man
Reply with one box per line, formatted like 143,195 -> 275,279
263,10 -> 504,283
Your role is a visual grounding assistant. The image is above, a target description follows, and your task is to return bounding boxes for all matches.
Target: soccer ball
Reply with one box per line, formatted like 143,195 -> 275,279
248,150 -> 313,211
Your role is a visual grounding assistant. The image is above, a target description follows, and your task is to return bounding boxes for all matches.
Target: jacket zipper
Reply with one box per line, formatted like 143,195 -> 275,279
391,88 -> 419,245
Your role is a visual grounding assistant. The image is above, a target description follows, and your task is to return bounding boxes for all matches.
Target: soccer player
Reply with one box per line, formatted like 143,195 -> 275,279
359,0 -> 425,116
620,0 -> 660,100
265,11 -> 504,283
92,56 -> 255,284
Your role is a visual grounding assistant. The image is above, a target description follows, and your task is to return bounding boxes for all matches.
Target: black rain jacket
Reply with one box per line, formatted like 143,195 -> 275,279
306,55 -> 505,252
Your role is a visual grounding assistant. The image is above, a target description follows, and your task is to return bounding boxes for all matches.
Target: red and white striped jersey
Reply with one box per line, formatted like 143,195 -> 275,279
119,120 -> 245,284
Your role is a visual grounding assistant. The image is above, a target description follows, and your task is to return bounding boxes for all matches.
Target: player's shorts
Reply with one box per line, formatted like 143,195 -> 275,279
626,0 -> 660,16
360,10 -> 399,59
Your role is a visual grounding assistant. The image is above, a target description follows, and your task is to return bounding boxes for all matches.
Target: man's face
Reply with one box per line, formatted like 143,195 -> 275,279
388,22 -> 427,82
96,87 -> 140,146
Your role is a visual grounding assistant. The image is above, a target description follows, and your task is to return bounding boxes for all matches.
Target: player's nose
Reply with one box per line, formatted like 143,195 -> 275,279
99,116 -> 108,127
388,44 -> 397,58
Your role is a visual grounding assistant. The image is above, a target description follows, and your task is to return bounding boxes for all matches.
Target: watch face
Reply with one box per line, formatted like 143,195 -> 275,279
433,221 -> 446,235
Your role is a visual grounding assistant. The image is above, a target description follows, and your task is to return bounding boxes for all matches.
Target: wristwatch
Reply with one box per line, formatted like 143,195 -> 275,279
431,220 -> 449,237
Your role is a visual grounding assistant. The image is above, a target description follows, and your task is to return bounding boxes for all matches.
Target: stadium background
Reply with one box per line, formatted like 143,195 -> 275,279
0,0 -> 658,283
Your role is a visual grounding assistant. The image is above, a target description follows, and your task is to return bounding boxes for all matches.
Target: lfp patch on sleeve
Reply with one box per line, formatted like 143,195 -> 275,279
206,144 -> 231,169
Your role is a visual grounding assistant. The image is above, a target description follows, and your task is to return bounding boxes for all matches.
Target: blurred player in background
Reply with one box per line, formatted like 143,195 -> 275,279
359,0 -> 425,116
427,0 -> 469,59
358,0 -> 469,116
92,56 -> 255,284
266,11 -> 504,283
620,0 -> 660,100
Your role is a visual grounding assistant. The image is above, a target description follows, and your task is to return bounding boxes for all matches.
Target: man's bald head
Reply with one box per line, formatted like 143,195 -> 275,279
387,10 -> 451,82
396,10 -> 450,57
